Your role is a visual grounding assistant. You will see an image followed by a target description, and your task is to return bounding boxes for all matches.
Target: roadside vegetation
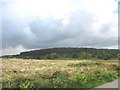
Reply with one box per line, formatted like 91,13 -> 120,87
2,58 -> 120,89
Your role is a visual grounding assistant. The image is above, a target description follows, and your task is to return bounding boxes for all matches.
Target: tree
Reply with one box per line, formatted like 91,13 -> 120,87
97,52 -> 111,60
45,53 -> 58,59
117,53 -> 120,60
79,52 -> 92,59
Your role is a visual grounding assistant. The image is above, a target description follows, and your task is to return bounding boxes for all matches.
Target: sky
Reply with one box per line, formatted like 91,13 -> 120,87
1,0 -> 119,55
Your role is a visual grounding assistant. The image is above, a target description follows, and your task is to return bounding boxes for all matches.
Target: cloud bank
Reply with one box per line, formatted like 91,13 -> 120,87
1,0 -> 118,55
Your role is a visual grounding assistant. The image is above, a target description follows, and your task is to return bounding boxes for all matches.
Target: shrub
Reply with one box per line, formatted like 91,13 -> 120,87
51,71 -> 69,78
72,53 -> 79,58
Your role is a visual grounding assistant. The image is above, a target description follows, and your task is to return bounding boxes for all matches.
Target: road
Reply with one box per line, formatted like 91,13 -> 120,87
91,79 -> 120,90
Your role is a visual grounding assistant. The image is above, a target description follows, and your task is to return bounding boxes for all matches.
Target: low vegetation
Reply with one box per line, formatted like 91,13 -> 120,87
2,58 -> 120,89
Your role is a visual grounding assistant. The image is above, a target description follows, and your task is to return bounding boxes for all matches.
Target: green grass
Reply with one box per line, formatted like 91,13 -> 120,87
2,58 -> 120,89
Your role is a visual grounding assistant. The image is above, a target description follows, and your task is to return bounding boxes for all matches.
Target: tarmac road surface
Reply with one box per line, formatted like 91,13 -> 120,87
90,79 -> 120,90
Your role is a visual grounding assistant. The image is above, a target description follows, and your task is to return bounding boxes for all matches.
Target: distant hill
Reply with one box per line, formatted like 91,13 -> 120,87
2,47 -> 119,60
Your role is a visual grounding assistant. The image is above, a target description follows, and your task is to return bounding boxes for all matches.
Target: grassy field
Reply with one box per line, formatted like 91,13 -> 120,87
2,58 -> 120,89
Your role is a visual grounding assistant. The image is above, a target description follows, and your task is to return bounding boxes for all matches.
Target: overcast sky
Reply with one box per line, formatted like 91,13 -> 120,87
1,0 -> 118,55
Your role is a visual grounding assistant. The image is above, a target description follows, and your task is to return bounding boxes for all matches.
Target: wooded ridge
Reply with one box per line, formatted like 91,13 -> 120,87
2,47 -> 119,60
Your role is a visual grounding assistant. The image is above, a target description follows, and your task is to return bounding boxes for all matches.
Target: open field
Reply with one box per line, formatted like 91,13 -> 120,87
2,58 -> 120,89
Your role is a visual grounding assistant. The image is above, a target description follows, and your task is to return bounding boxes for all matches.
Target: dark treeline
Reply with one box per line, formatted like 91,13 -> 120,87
2,47 -> 120,60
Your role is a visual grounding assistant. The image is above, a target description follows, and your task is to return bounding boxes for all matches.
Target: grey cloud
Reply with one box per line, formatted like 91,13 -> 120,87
23,10 -> 96,48
2,7 -> 118,50
100,23 -> 113,33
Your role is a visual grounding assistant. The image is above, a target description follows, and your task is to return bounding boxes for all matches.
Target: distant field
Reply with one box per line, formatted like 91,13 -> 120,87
2,58 -> 120,89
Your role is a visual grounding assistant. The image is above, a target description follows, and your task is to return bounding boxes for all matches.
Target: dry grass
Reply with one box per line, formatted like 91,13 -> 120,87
2,58 -> 120,88
2,58 -> 119,82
